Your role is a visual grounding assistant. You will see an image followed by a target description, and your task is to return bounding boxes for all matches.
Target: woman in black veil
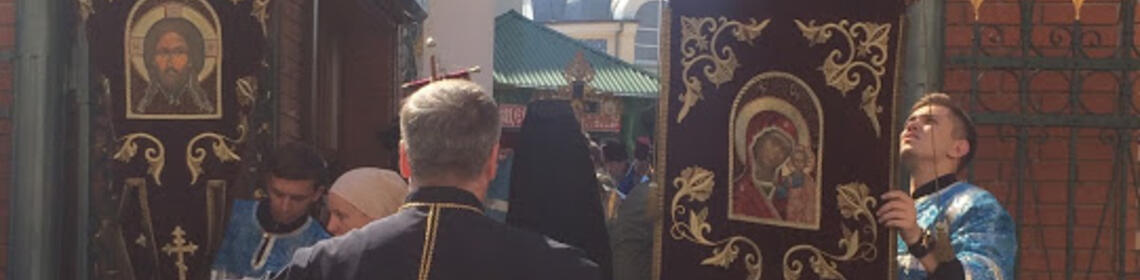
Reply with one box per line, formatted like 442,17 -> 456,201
506,100 -> 613,280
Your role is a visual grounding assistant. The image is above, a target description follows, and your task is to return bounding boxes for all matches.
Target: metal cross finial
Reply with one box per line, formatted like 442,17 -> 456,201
162,226 -> 199,280
970,0 -> 984,21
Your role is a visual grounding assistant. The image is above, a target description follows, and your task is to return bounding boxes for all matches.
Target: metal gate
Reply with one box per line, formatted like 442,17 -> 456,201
946,0 -> 1140,278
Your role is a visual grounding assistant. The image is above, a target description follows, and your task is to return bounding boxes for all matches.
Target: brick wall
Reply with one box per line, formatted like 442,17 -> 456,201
275,0 -> 309,144
943,0 -> 1140,278
0,0 -> 14,276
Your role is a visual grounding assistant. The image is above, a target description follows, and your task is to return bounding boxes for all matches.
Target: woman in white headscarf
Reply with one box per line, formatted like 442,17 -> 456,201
325,167 -> 409,236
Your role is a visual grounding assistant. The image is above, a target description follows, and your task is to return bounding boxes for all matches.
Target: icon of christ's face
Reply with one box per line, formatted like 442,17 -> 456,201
153,31 -> 191,93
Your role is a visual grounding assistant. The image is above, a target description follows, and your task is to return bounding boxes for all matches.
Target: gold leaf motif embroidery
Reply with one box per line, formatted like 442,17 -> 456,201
686,208 -> 713,245
675,166 -> 715,202
236,76 -> 257,108
187,77 -> 258,184
78,0 -> 95,24
114,133 -> 166,185
187,133 -> 242,185
782,183 -> 879,280
809,254 -> 843,279
700,241 -> 740,268
795,19 -> 891,138
252,0 -> 272,38
677,17 -> 770,124
670,166 -> 764,279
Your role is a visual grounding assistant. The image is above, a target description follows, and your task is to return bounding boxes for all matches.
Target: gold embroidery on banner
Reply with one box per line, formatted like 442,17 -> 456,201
79,0 -> 95,24
669,167 -> 764,280
676,16 -> 770,124
781,182 -> 879,280
114,133 -> 166,185
162,226 -> 199,280
252,0 -> 271,38
186,76 -> 257,184
236,75 -> 258,108
795,19 -> 891,138
186,132 -> 242,184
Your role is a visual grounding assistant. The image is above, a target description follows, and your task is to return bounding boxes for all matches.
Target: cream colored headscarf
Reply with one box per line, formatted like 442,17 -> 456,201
329,167 -> 409,219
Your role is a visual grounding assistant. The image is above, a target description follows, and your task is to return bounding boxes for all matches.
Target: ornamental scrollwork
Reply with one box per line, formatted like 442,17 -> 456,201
795,19 -> 891,138
677,17 -> 770,124
252,0 -> 271,38
670,166 -> 763,280
782,182 -> 879,280
113,133 -> 166,185
186,76 -> 256,184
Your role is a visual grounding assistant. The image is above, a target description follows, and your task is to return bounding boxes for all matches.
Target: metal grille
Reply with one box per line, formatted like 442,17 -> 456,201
945,0 -> 1140,278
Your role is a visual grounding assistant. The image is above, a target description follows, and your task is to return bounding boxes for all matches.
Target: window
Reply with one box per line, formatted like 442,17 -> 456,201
580,39 -> 608,53
633,1 -> 660,73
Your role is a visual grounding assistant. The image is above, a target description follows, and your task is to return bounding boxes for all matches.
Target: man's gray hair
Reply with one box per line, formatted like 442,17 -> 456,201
400,79 -> 501,182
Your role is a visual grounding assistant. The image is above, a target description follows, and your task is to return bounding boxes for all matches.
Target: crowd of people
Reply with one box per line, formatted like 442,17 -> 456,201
205,79 -> 1014,280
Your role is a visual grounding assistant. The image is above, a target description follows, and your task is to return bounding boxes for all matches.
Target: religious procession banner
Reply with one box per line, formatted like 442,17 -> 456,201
84,0 -> 273,279
654,0 -> 906,279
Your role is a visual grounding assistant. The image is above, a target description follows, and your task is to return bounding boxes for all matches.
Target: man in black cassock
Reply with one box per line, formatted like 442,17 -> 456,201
507,100 -> 614,280
272,79 -> 600,280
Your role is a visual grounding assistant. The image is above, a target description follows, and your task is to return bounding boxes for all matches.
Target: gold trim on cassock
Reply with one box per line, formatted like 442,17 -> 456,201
400,202 -> 485,214
400,202 -> 485,280
418,205 -> 440,280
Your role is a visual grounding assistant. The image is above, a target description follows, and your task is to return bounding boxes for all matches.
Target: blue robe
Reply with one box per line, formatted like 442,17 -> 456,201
484,153 -> 514,222
211,200 -> 330,280
897,181 -> 1017,280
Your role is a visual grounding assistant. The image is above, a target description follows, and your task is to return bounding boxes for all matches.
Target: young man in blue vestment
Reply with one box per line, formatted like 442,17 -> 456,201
211,143 -> 331,279
878,93 -> 1017,280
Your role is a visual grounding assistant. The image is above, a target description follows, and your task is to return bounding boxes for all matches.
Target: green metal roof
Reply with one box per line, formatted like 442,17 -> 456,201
494,10 -> 659,98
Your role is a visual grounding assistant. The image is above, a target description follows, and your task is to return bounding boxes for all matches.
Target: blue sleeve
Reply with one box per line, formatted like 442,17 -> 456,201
948,191 -> 1017,280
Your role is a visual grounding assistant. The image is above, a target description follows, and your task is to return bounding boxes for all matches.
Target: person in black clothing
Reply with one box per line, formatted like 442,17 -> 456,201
507,100 -> 613,280
273,79 -> 600,280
